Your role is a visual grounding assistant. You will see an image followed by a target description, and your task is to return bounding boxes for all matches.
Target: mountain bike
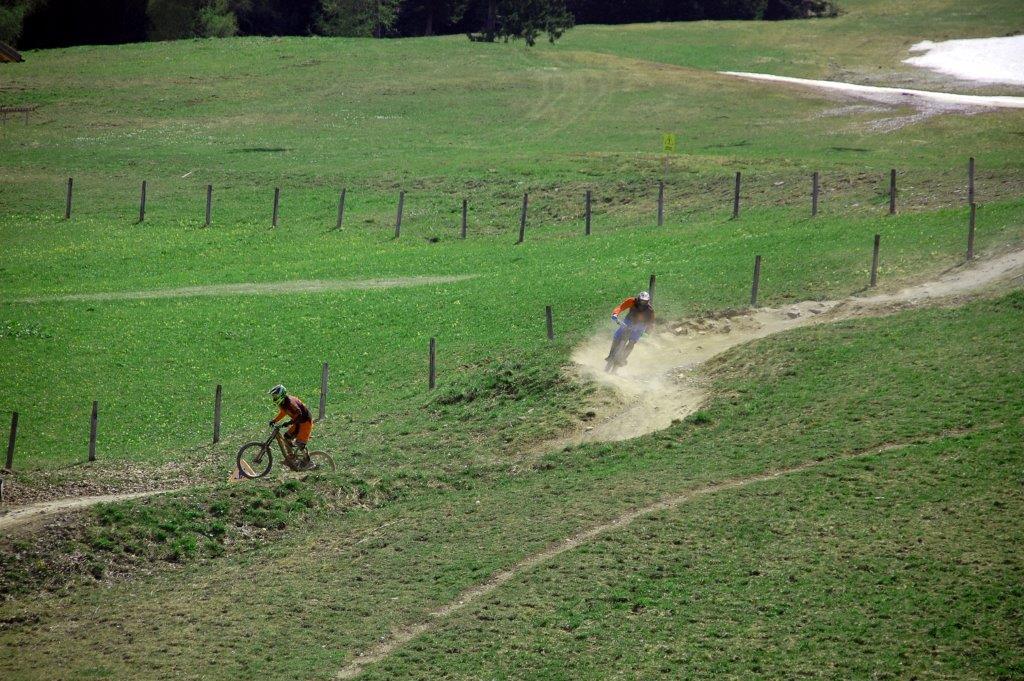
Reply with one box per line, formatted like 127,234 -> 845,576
605,319 -> 646,373
235,423 -> 336,479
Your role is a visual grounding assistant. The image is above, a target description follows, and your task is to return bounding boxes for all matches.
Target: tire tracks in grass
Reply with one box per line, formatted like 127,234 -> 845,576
5,274 -> 477,305
335,432 -> 967,679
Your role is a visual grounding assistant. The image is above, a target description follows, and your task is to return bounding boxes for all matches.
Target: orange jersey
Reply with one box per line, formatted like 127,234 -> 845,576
272,395 -> 312,424
612,297 -> 655,325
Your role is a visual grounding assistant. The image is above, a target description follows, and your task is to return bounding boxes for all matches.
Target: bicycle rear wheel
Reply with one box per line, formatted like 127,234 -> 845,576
236,441 -> 273,479
307,451 -> 336,472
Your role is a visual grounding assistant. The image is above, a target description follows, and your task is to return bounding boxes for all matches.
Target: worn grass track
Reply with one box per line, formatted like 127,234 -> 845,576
337,434 -> 941,679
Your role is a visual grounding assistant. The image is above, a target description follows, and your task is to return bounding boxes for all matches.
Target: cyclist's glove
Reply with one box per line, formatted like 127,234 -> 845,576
611,314 -> 619,323
268,420 -> 277,428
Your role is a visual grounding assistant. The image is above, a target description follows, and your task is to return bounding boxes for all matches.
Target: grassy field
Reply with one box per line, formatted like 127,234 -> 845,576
1,0 -> 1023,472
1,0 -> 1023,677
2,289 -> 1021,679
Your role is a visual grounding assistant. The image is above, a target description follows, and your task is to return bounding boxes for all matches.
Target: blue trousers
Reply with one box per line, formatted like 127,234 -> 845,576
613,322 -> 647,342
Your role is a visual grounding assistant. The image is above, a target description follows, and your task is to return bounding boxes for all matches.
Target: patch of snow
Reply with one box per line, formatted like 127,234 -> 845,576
904,35 -> 1024,86
720,71 -> 1024,109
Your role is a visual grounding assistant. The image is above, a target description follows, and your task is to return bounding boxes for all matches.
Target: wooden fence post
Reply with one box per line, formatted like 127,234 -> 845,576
205,184 -> 213,226
88,401 -> 98,462
545,305 -> 554,340
517,193 -> 528,244
967,203 -> 976,261
968,157 -> 975,205
870,234 -> 881,287
585,190 -> 592,236
648,273 -> 656,302
272,187 -> 280,227
4,412 -> 16,472
657,181 -> 665,226
811,171 -> 819,217
394,190 -> 405,239
461,198 -> 468,239
428,338 -> 436,390
336,188 -> 346,229
318,362 -> 329,421
139,180 -> 147,223
750,255 -> 761,307
213,384 -> 222,444
888,169 -> 897,215
64,177 -> 73,219
733,172 -> 741,219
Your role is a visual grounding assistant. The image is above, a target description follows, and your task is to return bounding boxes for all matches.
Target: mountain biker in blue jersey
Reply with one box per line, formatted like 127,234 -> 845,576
606,291 -> 654,367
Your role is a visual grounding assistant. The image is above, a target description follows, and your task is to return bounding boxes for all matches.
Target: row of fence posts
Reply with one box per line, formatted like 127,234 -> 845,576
58,160 -> 980,231
0,216 -> 985,472
6,173 -> 984,475
1,362 -> 332,473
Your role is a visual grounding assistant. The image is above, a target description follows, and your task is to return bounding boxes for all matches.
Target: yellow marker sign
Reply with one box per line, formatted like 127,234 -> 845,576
662,133 -> 677,153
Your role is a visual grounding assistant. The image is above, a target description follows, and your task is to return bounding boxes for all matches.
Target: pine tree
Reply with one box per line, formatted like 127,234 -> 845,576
398,0 -> 469,36
316,0 -> 401,37
469,0 -> 573,46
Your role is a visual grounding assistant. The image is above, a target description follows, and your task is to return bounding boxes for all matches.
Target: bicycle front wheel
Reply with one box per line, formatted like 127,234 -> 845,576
236,441 -> 273,479
307,451 -> 336,473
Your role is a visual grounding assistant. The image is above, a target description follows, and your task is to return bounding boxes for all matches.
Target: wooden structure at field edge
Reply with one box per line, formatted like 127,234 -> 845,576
0,42 -> 23,63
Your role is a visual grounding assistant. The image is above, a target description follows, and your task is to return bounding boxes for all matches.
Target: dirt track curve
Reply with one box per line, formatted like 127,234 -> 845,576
555,248 -> 1024,447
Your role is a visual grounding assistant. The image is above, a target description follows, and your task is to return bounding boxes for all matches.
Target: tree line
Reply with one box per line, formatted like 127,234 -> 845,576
1,0 -> 838,49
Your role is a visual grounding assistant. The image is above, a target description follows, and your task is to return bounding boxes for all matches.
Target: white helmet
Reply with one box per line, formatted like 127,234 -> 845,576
637,291 -> 651,302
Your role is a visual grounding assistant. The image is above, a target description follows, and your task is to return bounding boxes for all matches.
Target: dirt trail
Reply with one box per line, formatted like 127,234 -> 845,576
6,275 -> 477,305
0,489 -> 175,534
555,249 -> 1024,448
336,436 -> 938,679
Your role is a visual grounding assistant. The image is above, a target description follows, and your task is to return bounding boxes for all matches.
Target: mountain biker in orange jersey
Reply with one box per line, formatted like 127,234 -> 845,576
268,384 -> 313,470
606,291 -> 655,366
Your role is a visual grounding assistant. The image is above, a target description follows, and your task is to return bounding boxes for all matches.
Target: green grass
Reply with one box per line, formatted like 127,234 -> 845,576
373,429 -> 1023,679
2,287 -> 1021,679
0,3 -> 1022,677
0,1 -> 1022,473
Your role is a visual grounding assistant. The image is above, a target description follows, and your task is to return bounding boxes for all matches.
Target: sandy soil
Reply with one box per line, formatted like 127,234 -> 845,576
552,248 -> 1024,449
905,36 -> 1024,86
7,275 -> 477,305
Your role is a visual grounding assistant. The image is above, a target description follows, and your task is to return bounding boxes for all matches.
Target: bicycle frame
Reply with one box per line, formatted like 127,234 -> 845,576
267,426 -> 295,459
